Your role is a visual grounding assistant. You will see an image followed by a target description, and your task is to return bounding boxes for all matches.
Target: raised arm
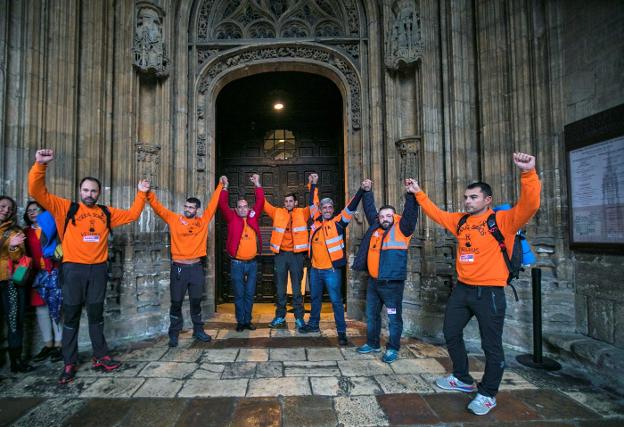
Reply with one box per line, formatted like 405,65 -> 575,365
360,179 -> 377,225
109,180 -> 150,227
250,174 -> 265,213
28,149 -> 71,218
413,180 -> 464,235
498,153 -> 541,232
147,190 -> 178,224
308,173 -> 321,220
203,181 -> 224,223
398,179 -> 419,237
218,176 -> 237,222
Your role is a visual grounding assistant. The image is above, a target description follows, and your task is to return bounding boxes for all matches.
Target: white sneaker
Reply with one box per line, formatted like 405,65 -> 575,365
435,374 -> 477,392
467,393 -> 497,415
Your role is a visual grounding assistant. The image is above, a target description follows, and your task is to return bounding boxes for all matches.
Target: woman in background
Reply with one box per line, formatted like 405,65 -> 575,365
23,201 -> 63,362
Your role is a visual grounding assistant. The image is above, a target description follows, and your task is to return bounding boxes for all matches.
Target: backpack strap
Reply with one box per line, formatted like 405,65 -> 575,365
486,213 -> 519,301
63,202 -> 112,236
456,214 -> 470,235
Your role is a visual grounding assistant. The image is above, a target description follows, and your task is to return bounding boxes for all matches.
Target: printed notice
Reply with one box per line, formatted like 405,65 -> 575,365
569,136 -> 624,243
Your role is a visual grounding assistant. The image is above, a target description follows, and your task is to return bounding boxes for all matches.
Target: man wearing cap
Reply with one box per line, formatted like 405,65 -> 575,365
298,175 -> 365,345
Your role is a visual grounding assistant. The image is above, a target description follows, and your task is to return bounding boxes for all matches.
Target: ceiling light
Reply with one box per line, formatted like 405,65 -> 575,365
273,102 -> 284,110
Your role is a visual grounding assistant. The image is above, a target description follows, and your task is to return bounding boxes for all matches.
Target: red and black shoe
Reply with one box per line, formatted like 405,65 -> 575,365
58,364 -> 77,384
92,355 -> 121,372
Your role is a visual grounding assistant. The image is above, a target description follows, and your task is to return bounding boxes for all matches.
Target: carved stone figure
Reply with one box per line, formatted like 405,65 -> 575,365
133,5 -> 169,78
386,0 -> 423,70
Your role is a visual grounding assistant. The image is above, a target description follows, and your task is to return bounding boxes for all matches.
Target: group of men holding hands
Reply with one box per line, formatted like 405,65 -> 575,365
27,148 -> 540,416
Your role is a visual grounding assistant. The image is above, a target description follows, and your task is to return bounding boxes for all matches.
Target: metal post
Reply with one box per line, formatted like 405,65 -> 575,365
516,268 -> 561,370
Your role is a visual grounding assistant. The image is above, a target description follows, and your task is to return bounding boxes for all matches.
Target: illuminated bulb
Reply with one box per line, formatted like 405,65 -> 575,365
273,102 -> 284,110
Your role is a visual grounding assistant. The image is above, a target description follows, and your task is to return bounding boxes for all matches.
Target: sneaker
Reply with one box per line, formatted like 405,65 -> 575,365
33,346 -> 54,362
338,332 -> 348,346
468,393 -> 497,415
435,374 -> 477,393
245,323 -> 257,331
295,318 -> 305,329
50,348 -> 63,362
268,317 -> 286,328
168,334 -> 179,348
92,355 -> 122,372
382,349 -> 399,364
298,324 -> 320,333
236,323 -> 245,332
58,364 -> 77,384
356,344 -> 381,354
193,330 -> 212,342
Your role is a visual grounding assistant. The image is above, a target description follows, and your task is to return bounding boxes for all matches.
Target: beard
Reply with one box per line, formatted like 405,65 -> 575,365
82,197 -> 97,206
380,221 -> 392,230
183,211 -> 196,219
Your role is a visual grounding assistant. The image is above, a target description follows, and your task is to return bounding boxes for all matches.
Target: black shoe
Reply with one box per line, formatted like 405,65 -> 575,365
245,323 -> 257,331
168,335 -> 179,348
192,330 -> 212,342
33,346 -> 54,362
299,324 -> 320,333
59,364 -> 77,384
338,332 -> 348,346
236,323 -> 245,332
10,359 -> 34,373
50,348 -> 63,362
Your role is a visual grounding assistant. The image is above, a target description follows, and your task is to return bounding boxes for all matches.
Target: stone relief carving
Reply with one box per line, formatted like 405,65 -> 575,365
385,0 -> 424,70
197,45 -> 361,129
395,136 -> 421,180
136,143 -> 161,188
196,0 -> 361,41
197,47 -> 224,66
133,3 -> 169,78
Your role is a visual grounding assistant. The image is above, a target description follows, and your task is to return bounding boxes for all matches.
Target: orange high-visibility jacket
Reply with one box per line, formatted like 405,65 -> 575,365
264,202 -> 311,253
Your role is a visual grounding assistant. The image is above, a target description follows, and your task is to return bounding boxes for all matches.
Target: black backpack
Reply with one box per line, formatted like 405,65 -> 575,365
63,202 -> 112,235
457,213 -> 523,300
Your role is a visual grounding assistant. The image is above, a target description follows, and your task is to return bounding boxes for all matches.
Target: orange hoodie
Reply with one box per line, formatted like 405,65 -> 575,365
147,183 -> 222,261
28,162 -> 147,264
416,169 -> 541,286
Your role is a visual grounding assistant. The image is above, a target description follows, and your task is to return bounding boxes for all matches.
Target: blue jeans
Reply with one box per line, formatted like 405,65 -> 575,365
231,259 -> 257,324
309,268 -> 346,333
366,278 -> 404,351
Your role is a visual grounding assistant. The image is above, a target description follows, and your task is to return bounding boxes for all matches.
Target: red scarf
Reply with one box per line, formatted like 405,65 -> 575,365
25,226 -> 56,273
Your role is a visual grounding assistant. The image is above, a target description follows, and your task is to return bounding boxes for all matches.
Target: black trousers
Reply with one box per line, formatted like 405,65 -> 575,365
169,262 -> 204,337
443,283 -> 507,397
60,262 -> 109,365
0,281 -> 25,349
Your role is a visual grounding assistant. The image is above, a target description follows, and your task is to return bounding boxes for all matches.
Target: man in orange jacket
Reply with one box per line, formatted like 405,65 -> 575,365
147,178 -> 223,347
29,149 -> 150,384
264,174 -> 316,330
414,153 -> 541,416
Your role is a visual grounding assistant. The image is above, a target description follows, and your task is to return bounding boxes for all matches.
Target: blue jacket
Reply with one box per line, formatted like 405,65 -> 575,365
352,191 -> 418,281
37,210 -> 59,258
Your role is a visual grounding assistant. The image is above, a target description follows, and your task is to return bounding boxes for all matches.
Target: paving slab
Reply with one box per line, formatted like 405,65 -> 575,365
80,377 -> 146,398
178,379 -> 249,397
270,328 -> 299,338
374,374 -> 437,394
122,398 -> 189,427
306,347 -> 345,361
63,398 -> 134,426
160,348 -> 204,363
422,392 -> 476,423
236,348 -> 269,362
9,397 -> 86,427
76,360 -> 147,378
563,390 -> 624,418
340,347 -> 378,360
192,363 -> 226,379
255,361 -> 284,378
513,389 -> 602,420
376,394 -> 441,425
133,377 -> 184,397
175,397 -> 235,426
2,374 -> 98,398
310,376 -> 382,396
282,396 -> 338,427
138,361 -> 198,379
0,398 -> 44,426
334,395 -> 389,426
407,342 -> 449,358
231,397 -> 281,427
338,360 -> 395,376
269,347 -> 306,361
284,360 -> 340,377
122,345 -> 169,361
218,329 -> 270,340
201,348 -> 239,362
222,362 -> 257,379
246,377 -> 311,397
389,358 -> 446,374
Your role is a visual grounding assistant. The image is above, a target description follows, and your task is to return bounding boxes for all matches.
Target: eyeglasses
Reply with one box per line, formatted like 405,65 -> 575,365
27,208 -> 41,214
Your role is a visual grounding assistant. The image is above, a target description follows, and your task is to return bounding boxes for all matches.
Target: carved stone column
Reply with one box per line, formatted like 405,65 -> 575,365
385,0 -> 424,71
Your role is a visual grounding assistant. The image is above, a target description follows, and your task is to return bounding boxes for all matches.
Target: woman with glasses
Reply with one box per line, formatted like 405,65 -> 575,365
23,201 -> 63,363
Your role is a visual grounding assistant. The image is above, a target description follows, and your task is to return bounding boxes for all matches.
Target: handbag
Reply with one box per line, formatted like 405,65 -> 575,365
11,256 -> 33,286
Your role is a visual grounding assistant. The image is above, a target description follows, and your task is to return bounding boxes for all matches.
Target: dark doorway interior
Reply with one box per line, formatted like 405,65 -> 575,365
215,72 -> 344,304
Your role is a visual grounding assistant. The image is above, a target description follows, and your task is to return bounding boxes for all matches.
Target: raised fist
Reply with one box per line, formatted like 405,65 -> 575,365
513,153 -> 536,171
36,149 -> 54,165
250,174 -> 261,187
220,176 -> 229,187
308,173 -> 319,185
361,179 -> 373,192
138,179 -> 151,193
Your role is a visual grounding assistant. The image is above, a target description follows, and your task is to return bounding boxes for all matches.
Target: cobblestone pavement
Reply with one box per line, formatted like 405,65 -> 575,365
1,312 -> 623,426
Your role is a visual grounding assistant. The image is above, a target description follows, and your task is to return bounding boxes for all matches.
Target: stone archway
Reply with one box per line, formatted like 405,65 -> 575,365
186,0 -> 371,316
